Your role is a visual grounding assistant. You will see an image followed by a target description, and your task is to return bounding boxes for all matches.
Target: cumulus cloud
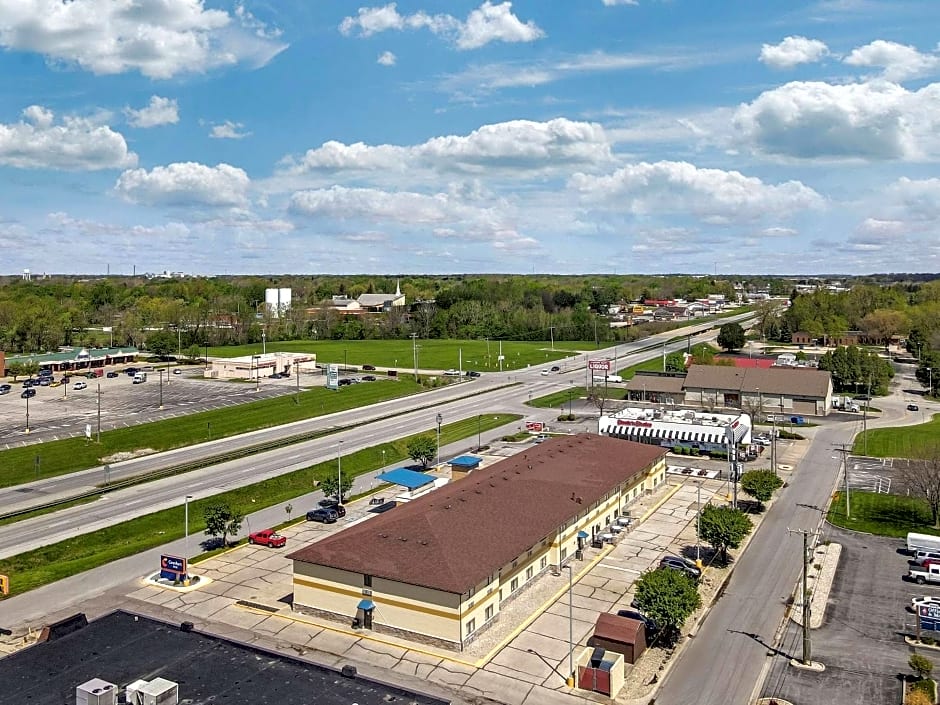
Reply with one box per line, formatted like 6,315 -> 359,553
283,118 -> 612,175
0,0 -> 287,79
114,162 -> 250,207
0,105 -> 136,170
377,50 -> 396,66
734,80 -> 940,160
339,1 -> 544,50
209,120 -> 251,139
759,36 -> 829,69
843,40 -> 940,81
124,96 -> 179,128
569,161 -> 823,220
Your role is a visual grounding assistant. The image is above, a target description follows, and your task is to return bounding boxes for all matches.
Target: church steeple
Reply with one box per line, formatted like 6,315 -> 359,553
395,278 -> 401,297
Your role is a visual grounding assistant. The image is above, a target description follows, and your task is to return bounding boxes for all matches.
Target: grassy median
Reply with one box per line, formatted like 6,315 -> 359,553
0,413 -> 520,599
827,490 -> 939,538
853,413 -> 940,458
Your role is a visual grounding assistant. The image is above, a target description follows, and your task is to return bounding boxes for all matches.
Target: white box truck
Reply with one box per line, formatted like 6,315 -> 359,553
133,371 -> 148,384
907,532 -> 940,554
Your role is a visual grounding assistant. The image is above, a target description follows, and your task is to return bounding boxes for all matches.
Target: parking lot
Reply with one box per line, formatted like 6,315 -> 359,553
0,367 -> 321,446
761,525 -> 937,705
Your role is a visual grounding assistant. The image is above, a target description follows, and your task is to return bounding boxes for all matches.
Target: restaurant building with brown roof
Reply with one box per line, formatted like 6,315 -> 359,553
288,434 -> 667,650
682,365 -> 832,417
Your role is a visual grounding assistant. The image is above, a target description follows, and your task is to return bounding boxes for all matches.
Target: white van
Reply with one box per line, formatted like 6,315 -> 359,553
907,532 -> 940,554
133,371 -> 148,384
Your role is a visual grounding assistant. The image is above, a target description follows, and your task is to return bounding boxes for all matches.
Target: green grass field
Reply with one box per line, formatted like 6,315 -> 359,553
828,490 -> 939,538
0,413 -> 520,598
0,379 -> 427,489
210,339 -> 595,371
853,414 -> 940,458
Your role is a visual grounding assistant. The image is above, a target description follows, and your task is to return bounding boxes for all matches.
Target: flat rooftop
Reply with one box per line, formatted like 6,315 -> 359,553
609,407 -> 743,427
0,610 -> 448,705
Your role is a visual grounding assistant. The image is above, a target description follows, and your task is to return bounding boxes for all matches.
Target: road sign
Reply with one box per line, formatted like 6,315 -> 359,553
525,421 -> 544,432
920,604 -> 940,631
588,359 -> 611,371
326,364 -> 339,390
160,554 -> 188,581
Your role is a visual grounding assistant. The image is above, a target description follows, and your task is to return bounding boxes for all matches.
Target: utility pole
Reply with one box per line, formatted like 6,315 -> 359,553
786,527 -> 817,666
295,364 -> 300,405
549,326 -> 555,352
411,333 -> 419,382
96,384 -> 102,442
863,375 -> 872,456
771,413 -> 777,476
834,444 -> 851,518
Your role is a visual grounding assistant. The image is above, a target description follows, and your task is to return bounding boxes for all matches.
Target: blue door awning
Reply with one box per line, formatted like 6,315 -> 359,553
358,599 -> 375,611
577,530 -> 590,539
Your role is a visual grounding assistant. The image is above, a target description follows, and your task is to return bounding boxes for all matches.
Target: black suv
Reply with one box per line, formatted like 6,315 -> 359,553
466,370 -> 481,378
318,498 -> 347,517
306,508 -> 338,523
617,609 -> 660,637
362,364 -> 376,371
660,556 -> 702,579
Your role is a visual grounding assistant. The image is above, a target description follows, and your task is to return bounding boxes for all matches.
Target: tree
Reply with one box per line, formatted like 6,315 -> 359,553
665,351 -> 686,372
898,446 -> 940,527
633,567 -> 702,646
406,435 -> 437,468
717,322 -> 745,352
911,653 -> 934,680
186,344 -> 203,362
146,329 -> 176,358
203,503 -> 243,547
908,690 -> 933,705
587,383 -> 615,417
319,472 -> 355,503
698,504 -> 753,565
740,470 -> 784,510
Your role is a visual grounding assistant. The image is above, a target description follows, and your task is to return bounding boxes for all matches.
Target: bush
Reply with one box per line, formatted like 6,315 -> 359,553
911,653 -> 934,679
908,687 -> 933,705
922,636 -> 936,646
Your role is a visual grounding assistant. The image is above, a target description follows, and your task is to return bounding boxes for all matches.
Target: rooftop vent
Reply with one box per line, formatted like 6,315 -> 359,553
76,679 -> 116,705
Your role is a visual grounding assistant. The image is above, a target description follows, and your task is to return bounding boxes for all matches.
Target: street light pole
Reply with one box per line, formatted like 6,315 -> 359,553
184,495 -> 193,557
204,340 -> 209,370
158,370 -> 164,409
564,564 -> 574,687
96,383 -> 102,442
477,413 -> 482,451
436,413 -> 443,467
695,482 -> 702,568
25,392 -> 29,434
337,440 -> 344,502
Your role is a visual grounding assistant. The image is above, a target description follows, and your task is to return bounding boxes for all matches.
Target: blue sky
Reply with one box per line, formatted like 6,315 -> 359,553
1,0 -> 939,276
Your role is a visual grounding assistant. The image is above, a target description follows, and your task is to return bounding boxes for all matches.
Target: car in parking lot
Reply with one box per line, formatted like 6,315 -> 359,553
362,375 -> 376,381
659,555 -> 702,579
317,498 -> 347,517
338,378 -> 353,386
124,367 -> 139,376
39,377 -> 51,386
908,403 -> 920,411
173,368 -> 182,375
912,551 -> 940,566
248,529 -> 287,548
106,371 -> 119,378
73,381 -> 88,390
21,388 -> 36,398
362,364 -> 376,371
306,508 -> 339,523
0,383 -> 11,395
854,394 -> 872,401
617,609 -> 660,637
752,437 -> 771,447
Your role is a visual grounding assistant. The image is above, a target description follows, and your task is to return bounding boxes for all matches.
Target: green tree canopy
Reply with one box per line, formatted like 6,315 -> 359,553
740,470 -> 784,510
698,504 -> 753,564
717,322 -> 746,352
633,567 -> 702,646
319,471 -> 355,503
203,503 -> 243,547
406,435 -> 437,468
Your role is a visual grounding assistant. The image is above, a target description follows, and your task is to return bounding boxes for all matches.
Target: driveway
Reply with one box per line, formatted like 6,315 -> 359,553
761,525 -> 939,705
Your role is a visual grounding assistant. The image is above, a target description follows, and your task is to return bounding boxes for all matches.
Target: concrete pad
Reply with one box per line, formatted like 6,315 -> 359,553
463,668 -> 534,705
522,684 -> 588,705
275,620 -> 325,645
213,604 -> 269,630
344,640 -> 407,670
527,611 -> 593,644
391,658 -> 440,680
427,660 -> 476,688
306,627 -> 359,657
180,595 -> 231,619
125,585 -> 163,601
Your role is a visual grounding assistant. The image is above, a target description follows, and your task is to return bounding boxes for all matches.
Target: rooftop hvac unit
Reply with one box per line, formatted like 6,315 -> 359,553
126,678 -> 178,705
76,678 -> 117,705
124,680 -> 149,705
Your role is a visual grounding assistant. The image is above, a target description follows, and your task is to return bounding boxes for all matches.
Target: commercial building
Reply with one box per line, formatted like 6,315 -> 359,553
289,434 -> 667,650
681,365 -> 832,417
205,351 -> 316,380
3,347 -> 138,375
598,407 -> 751,453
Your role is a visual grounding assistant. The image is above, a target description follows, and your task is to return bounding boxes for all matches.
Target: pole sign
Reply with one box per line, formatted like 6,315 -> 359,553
588,359 -> 612,372
525,421 -> 544,432
920,604 -> 940,631
326,364 -> 339,390
160,554 -> 188,581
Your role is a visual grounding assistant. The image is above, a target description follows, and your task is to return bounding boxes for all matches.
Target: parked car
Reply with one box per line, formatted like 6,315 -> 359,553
752,437 -> 770,447
362,375 -> 377,382
106,371 -> 119,378
443,369 -> 461,377
854,394 -> 872,401
362,364 -> 376,371
659,556 -> 702,579
616,609 -> 660,637
306,508 -> 338,524
49,380 -> 62,387
317,498 -> 347,517
0,383 -> 11,395
39,377 -> 52,386
124,367 -> 139,376
248,529 -> 287,548
173,368 -> 182,375
338,378 -> 353,386
912,551 -> 940,566
21,388 -> 36,398
73,381 -> 88,390
908,403 -> 920,411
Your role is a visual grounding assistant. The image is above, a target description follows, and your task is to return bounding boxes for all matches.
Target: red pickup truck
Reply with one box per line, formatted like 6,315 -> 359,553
248,529 -> 286,548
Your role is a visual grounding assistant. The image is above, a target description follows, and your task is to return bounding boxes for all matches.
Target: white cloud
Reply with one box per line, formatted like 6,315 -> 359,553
339,2 -> 543,50
0,105 -> 136,170
209,120 -> 251,139
124,96 -> 179,128
759,36 -> 829,69
569,161 -> 823,219
114,162 -> 250,207
377,50 -> 397,66
884,177 -> 940,220
843,40 -> 940,81
284,118 -> 612,175
0,0 -> 287,79
602,0 -> 638,5
734,80 -> 940,160
762,226 -> 798,237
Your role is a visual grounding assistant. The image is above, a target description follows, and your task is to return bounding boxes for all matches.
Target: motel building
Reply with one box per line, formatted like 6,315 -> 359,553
598,407 -> 752,454
288,434 -> 667,651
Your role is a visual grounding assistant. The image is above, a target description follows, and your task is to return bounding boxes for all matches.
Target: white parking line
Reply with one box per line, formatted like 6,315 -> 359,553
598,563 -> 642,574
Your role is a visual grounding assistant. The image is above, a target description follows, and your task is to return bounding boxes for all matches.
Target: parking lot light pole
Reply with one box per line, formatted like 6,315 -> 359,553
564,564 -> 574,687
24,392 -> 30,434
97,384 -> 102,442
337,440 -> 344,503
477,413 -> 482,451
158,370 -> 164,409
436,413 -> 443,467
184,495 -> 193,557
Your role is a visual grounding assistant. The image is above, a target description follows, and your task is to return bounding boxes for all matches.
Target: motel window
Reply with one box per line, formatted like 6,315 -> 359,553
467,586 -> 475,598
485,605 -> 494,621
364,575 -> 372,588
526,566 -> 533,581
560,547 -> 567,561
511,577 -> 519,593
466,618 -> 476,636
540,557 -> 547,570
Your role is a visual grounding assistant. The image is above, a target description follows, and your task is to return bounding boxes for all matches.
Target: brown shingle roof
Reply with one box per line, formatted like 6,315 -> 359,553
682,365 -> 831,397
288,434 -> 665,594
625,373 -> 686,394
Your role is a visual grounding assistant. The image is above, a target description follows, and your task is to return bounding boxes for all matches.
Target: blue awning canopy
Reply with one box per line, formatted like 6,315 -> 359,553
358,599 -> 375,611
577,530 -> 590,539
448,455 -> 482,469
376,468 -> 436,490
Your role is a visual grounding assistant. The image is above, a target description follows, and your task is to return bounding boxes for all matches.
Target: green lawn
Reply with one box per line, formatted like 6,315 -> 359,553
210,339 -> 595,371
853,414 -> 940,458
0,413 -> 520,598
827,490 -> 939,538
0,379 -> 427,489
527,387 -> 587,410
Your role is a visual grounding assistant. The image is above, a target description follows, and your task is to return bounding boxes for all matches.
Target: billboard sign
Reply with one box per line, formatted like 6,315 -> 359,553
588,359 -> 612,372
160,554 -> 187,581
525,421 -> 544,432
326,364 -> 339,390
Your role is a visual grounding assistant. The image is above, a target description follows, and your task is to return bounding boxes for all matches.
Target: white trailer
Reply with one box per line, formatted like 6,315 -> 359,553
907,532 -> 940,554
